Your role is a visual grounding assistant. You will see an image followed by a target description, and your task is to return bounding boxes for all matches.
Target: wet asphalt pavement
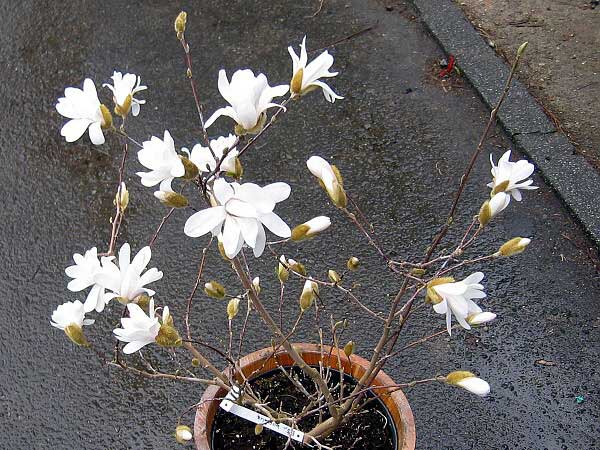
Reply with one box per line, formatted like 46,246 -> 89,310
1,0 -> 599,449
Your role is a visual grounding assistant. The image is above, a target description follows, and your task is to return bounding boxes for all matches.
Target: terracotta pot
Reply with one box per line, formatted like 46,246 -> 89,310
194,343 -> 416,450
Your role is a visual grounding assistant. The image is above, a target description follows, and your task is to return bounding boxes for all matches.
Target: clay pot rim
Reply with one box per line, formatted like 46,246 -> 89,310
194,343 -> 416,450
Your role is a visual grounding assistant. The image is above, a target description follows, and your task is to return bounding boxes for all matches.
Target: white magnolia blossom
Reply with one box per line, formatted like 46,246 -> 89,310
288,36 -> 343,102
488,150 -> 538,201
306,156 -> 345,205
185,134 -> 239,174
103,71 -> 147,116
50,300 -> 94,330
488,192 -> 510,218
137,130 -> 185,187
113,298 -> 165,354
452,374 -> 491,397
432,272 -> 487,335
56,78 -> 109,145
467,311 -> 497,326
301,216 -> 331,235
184,178 -> 291,258
205,69 -> 289,132
65,247 -> 107,313
292,216 -> 331,240
95,243 -> 163,304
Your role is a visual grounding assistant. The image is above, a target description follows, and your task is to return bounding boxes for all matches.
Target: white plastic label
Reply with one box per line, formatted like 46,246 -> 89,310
219,386 -> 305,443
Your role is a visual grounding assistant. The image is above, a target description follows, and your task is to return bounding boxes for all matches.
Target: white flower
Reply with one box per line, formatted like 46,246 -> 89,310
487,150 -> 537,201
103,71 -> 147,117
288,36 -> 343,102
446,371 -> 491,397
291,216 -> 331,240
113,298 -> 165,354
56,78 -> 110,145
467,311 -> 497,326
479,192 -> 510,227
50,300 -> 95,330
65,247 -> 107,313
205,69 -> 289,132
432,272 -> 486,335
184,178 -> 291,258
306,156 -> 346,207
137,130 -> 185,187
95,243 -> 163,304
184,134 -> 238,174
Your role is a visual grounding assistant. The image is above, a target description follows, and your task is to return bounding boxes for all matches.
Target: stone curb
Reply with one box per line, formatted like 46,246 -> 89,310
409,0 -> 600,248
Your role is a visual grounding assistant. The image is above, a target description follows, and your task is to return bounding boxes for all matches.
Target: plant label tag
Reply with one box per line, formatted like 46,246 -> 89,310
220,387 -> 305,443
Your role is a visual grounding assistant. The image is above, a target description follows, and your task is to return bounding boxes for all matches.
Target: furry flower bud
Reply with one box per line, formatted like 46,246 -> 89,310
114,182 -> 129,211
227,297 -> 240,320
343,340 -> 355,357
288,258 -> 307,276
155,191 -> 189,208
204,281 -> 226,299
155,324 -> 182,348
99,104 -> 113,129
328,269 -> 341,283
64,324 -> 90,347
300,279 -> 318,311
277,255 -> 289,283
479,192 -> 509,227
174,11 -> 187,39
175,425 -> 193,444
497,237 -> 531,257
346,257 -> 360,271
180,155 -> 200,180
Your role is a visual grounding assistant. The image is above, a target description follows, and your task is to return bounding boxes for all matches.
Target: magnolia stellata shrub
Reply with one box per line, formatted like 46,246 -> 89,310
52,12 -> 535,446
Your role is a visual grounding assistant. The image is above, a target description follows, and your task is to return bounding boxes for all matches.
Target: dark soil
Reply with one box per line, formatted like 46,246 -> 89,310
212,367 -> 397,450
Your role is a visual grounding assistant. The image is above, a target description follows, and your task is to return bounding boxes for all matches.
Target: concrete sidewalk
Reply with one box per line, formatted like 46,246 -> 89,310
0,0 -> 598,448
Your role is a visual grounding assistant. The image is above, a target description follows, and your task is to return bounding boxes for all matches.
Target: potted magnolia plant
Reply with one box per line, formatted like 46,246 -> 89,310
51,11 -> 533,449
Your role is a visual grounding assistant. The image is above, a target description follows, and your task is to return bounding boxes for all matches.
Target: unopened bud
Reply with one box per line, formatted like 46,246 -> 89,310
191,358 -> 200,367
300,279 -> 318,311
343,340 -> 355,357
154,191 -> 189,208
114,182 -> 129,211
99,104 -> 113,129
291,216 -> 331,241
226,157 -> 243,180
479,192 -> 510,227
227,297 -> 240,320
290,68 -> 304,95
64,324 -> 90,347
445,370 -> 490,397
204,281 -> 226,299
517,41 -> 529,58
410,267 -> 426,276
347,257 -> 360,271
252,277 -> 260,295
255,424 -> 264,435
277,255 -> 289,283
218,237 -> 230,261
174,11 -> 187,39
288,259 -> 307,276
156,324 -> 182,348
425,277 -> 455,304
135,293 -> 151,310
180,156 -> 199,180
328,270 -> 341,283
175,425 -> 193,444
497,237 -> 531,257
